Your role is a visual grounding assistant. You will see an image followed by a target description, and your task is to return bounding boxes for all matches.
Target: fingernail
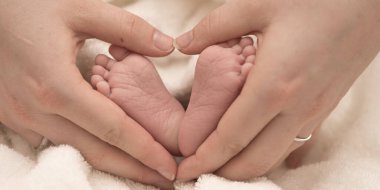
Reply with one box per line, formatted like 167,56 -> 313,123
158,168 -> 175,181
154,31 -> 174,52
175,31 -> 193,50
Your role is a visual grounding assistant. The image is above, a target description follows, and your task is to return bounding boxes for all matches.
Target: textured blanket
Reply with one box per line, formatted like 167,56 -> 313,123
1,0 -> 380,189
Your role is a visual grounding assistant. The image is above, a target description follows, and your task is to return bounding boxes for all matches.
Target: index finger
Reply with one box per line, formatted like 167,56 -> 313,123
66,0 -> 174,57
40,67 -> 177,181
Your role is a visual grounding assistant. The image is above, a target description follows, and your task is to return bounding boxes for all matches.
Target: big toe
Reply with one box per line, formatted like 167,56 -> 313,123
96,81 -> 111,96
92,65 -> 109,79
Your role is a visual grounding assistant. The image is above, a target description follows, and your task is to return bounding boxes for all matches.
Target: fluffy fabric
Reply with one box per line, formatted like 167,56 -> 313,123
1,0 -> 380,189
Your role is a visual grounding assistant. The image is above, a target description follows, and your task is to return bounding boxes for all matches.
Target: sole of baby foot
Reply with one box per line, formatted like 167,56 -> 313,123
91,54 -> 185,155
179,37 -> 256,157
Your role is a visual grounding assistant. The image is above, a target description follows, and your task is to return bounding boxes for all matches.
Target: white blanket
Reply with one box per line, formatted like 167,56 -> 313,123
1,0 -> 380,189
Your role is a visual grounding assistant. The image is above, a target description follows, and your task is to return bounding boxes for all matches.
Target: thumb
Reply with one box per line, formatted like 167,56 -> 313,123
175,1 -> 270,54
68,0 -> 174,57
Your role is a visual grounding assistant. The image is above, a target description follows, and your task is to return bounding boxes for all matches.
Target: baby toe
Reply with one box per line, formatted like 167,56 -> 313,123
96,81 -> 111,97
95,54 -> 111,67
246,55 -> 256,63
92,65 -> 109,79
232,37 -> 254,55
106,59 -> 116,70
232,44 -> 243,54
239,37 -> 254,48
242,46 -> 256,58
91,75 -> 104,87
109,45 -> 129,61
241,62 -> 254,78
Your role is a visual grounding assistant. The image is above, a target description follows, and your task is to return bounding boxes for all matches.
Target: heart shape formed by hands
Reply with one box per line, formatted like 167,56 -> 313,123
91,37 -> 256,156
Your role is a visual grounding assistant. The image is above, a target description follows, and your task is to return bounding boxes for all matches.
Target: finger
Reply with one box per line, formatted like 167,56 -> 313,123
286,124 -> 321,168
284,139 -> 313,169
68,0 -> 174,56
42,67 -> 177,181
217,119 -> 322,179
175,1 -> 270,54
215,114 -> 302,180
33,114 -> 173,189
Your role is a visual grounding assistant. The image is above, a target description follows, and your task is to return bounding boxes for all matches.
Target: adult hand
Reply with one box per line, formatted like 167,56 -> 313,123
0,0 -> 176,188
175,0 -> 380,181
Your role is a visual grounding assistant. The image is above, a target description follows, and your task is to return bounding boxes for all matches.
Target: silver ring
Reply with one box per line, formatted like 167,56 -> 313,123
294,134 -> 312,142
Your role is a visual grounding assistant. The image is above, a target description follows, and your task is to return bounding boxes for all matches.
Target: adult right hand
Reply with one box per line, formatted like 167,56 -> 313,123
175,0 -> 380,182
0,0 -> 176,188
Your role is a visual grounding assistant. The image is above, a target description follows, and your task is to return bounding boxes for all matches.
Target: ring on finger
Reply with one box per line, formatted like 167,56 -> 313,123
294,134 -> 312,142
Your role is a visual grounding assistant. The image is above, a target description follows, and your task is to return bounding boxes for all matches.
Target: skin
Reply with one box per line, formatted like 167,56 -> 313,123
0,0 -> 176,188
175,0 -> 380,181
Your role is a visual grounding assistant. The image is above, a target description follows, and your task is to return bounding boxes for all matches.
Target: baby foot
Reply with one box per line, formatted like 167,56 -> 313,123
91,54 -> 185,155
179,37 -> 256,156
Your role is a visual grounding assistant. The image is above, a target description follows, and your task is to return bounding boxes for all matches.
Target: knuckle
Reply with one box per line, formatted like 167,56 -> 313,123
250,164 -> 272,177
102,126 -> 122,147
33,82 -> 66,111
244,0 -> 266,15
261,81 -> 294,106
223,140 -> 247,156
199,8 -> 222,36
13,108 -> 32,124
120,13 -> 138,40
134,173 -> 146,184
4,95 -> 32,122
303,93 -> 331,119
64,0 -> 92,32
306,101 -> 324,118
8,98 -> 34,124
1,86 -> 35,125
1,89 -> 34,124
244,159 -> 273,178
134,138 -> 157,162
215,130 -> 249,157
85,151 -> 106,170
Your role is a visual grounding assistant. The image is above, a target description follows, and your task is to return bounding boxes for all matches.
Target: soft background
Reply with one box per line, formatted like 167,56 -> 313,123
1,0 -> 380,189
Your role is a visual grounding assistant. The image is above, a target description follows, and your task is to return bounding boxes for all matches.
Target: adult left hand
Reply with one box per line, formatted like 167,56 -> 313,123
175,0 -> 380,181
